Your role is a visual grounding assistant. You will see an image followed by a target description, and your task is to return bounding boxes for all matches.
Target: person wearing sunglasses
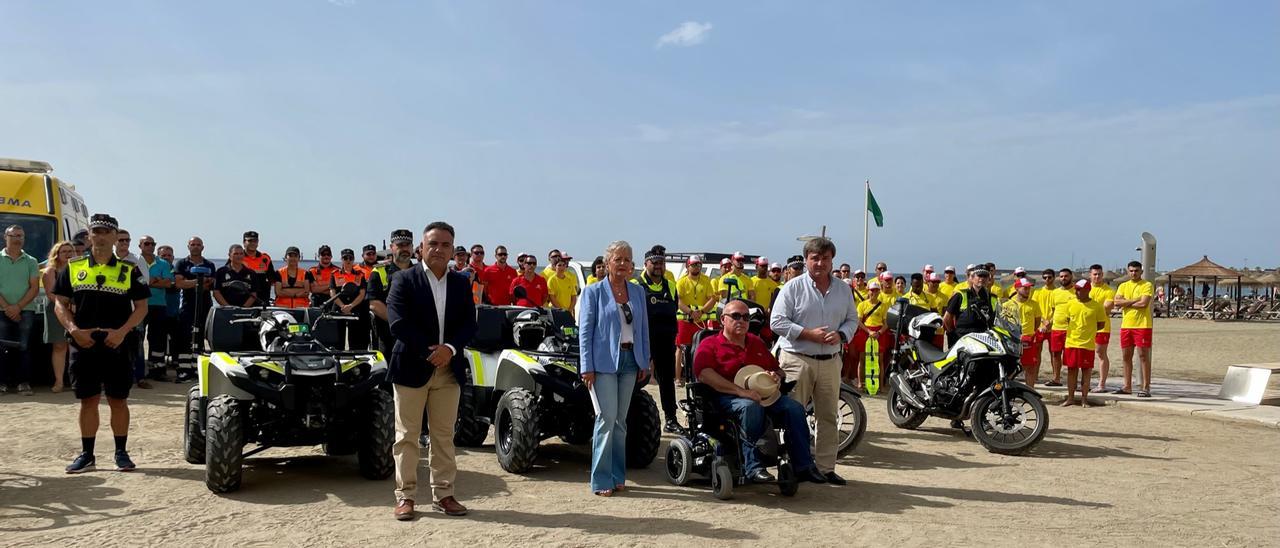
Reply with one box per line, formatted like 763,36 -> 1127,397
693,299 -> 826,485
332,248 -> 370,351
468,244 -> 486,272
479,245 -> 518,305
113,229 -> 152,388
770,237 -> 858,485
541,249 -> 562,281
509,254 -> 549,308
308,245 -> 340,307
577,241 -> 652,496
240,231 -> 276,306
138,235 -> 175,382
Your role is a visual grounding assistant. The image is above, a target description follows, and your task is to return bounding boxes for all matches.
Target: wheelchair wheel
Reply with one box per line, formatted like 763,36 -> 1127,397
711,458 -> 734,500
777,461 -> 798,497
665,438 -> 693,486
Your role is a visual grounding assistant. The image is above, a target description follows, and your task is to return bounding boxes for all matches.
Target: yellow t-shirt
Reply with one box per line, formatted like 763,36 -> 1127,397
1033,286 -> 1056,328
989,283 -> 1006,300
1116,279 -> 1155,329
541,266 -> 555,281
586,275 -> 601,285
718,272 -> 754,300
752,276 -> 780,307
903,289 -> 932,309
1002,298 -> 1043,337
938,280 -> 958,302
676,274 -> 715,314
857,298 -> 888,328
1049,287 -> 1075,331
1089,283 -> 1117,333
1065,299 -> 1107,350
879,288 -> 901,306
546,272 -> 579,310
924,289 -> 946,313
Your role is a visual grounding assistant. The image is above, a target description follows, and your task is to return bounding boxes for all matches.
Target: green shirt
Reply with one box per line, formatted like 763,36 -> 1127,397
0,250 -> 39,311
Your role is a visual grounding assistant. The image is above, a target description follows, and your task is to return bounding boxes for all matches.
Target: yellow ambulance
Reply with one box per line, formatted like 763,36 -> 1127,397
0,158 -> 89,258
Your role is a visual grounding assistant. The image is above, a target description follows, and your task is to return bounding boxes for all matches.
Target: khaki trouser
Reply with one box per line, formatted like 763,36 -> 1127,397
779,352 -> 841,473
393,365 -> 460,503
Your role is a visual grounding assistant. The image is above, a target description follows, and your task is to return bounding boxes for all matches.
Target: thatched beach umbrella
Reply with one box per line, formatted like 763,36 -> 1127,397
1166,256 -> 1244,319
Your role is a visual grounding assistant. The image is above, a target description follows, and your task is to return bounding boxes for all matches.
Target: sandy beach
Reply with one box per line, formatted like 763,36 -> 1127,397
2,319 -> 1277,547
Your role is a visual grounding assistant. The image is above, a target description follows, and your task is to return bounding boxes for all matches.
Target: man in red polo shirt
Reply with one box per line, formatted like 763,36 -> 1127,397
692,300 -> 826,484
481,245 -> 518,305
509,254 -> 549,307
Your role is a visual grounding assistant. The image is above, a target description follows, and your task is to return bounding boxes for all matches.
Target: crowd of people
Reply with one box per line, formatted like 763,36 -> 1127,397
0,214 -> 1156,520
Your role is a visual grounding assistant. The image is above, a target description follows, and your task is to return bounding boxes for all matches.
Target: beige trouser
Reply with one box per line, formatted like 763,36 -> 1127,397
779,352 -> 841,473
393,365 -> 460,503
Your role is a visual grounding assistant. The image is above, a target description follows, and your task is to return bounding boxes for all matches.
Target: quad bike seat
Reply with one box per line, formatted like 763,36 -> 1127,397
204,306 -> 343,353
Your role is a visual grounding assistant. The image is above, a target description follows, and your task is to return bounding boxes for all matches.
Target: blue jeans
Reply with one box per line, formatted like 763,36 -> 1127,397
0,310 -> 34,386
588,349 -> 639,492
714,393 -> 816,474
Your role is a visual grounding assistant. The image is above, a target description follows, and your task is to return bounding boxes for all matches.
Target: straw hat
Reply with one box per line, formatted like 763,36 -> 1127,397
733,365 -> 781,407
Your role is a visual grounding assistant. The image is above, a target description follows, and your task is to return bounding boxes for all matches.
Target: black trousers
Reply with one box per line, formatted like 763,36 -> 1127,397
342,310 -> 372,351
373,317 -> 392,356
650,329 -> 678,418
175,304 -> 210,371
145,306 -> 173,367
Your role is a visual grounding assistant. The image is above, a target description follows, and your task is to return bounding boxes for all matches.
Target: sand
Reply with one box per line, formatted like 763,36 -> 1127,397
2,319 -> 1278,547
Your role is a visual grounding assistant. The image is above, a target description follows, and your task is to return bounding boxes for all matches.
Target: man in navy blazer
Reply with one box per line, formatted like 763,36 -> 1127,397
387,221 -> 477,521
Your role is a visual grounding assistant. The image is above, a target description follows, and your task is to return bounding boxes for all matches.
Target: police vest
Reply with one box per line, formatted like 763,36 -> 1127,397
955,289 -> 999,333
639,273 -> 678,329
69,256 -> 134,295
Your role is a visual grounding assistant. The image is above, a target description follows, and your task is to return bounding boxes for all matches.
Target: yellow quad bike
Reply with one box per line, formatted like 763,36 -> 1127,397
448,303 -> 661,474
184,283 -> 392,493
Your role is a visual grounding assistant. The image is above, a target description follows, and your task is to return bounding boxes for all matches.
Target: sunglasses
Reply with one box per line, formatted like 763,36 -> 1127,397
723,312 -> 750,322
770,268 -> 782,272
117,238 -> 131,242
472,250 -> 484,255
244,238 -> 259,243
496,252 -> 508,257
341,255 -> 355,260
320,253 -> 332,258
523,261 -> 537,266
141,241 -> 156,246
620,302 -> 633,324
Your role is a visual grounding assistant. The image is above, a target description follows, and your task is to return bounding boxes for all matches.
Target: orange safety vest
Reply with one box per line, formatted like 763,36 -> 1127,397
309,264 -> 339,292
276,267 -> 310,308
332,269 -> 365,300
355,263 -> 377,279
243,251 -> 272,274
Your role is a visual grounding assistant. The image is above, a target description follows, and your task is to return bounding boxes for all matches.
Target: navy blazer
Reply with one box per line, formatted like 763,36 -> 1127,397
386,264 -> 478,388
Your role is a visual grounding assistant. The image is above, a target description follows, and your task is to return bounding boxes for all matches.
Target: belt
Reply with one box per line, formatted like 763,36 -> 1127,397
788,350 -> 836,361
620,342 -> 634,350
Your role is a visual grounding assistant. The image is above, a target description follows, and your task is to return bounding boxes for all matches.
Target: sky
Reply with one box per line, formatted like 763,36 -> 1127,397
2,1 -> 1277,273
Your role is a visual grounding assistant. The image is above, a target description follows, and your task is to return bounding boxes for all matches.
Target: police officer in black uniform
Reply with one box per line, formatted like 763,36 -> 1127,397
368,229 -> 415,356
53,214 -> 151,474
943,265 -> 998,346
638,245 -> 681,433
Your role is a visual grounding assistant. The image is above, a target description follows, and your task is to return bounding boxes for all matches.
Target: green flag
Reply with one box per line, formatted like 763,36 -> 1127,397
867,187 -> 884,227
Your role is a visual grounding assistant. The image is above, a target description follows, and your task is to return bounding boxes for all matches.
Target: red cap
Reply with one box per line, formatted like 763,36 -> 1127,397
687,255 -> 703,266
732,251 -> 746,260
879,271 -> 893,281
1075,279 -> 1092,292
755,256 -> 769,266
1015,278 -> 1035,289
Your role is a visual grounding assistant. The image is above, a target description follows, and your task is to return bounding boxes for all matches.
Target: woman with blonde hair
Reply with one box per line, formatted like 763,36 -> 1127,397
577,241 -> 651,496
42,240 -> 75,392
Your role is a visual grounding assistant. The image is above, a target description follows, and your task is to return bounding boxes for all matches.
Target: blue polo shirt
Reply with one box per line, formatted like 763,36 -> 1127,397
146,256 -> 175,308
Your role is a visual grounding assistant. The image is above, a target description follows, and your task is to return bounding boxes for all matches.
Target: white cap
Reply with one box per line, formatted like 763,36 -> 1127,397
769,262 -> 782,270
867,280 -> 881,289
966,264 -> 976,271
924,264 -> 935,272
1014,266 -> 1026,275
944,265 -> 956,272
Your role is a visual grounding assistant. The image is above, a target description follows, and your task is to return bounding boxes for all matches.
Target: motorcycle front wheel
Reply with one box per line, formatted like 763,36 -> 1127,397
970,390 -> 1049,455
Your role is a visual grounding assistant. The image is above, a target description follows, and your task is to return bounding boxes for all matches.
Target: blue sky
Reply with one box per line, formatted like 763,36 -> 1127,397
2,1 -> 1276,272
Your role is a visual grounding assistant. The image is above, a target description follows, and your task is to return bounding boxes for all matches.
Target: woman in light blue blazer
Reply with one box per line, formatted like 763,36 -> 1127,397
578,240 -> 651,496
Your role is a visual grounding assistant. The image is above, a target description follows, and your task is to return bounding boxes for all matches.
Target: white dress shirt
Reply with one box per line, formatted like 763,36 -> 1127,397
423,262 -> 456,355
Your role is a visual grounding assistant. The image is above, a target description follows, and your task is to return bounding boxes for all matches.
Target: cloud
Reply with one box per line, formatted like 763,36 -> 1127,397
656,21 -> 712,49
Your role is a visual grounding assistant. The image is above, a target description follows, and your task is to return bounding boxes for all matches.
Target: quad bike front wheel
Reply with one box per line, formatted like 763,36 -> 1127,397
204,395 -> 245,493
358,388 -> 395,480
626,390 -> 661,468
494,388 -> 539,473
183,385 -> 206,465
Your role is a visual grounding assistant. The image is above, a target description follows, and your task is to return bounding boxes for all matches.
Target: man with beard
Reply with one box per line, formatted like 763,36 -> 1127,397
480,245 -> 518,306
369,229 -> 416,355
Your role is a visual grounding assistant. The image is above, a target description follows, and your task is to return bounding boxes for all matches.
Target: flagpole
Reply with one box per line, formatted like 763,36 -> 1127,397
862,180 -> 870,272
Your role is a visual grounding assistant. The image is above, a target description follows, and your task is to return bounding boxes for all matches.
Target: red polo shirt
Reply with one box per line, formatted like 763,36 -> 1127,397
510,274 -> 549,307
692,332 -> 779,380
482,263 -> 519,305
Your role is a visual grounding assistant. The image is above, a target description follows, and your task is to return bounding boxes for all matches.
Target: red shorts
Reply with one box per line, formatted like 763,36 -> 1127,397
1095,332 -> 1111,346
1120,328 -> 1152,349
1063,347 -> 1095,369
1019,335 -> 1042,367
1048,330 -> 1067,353
676,320 -> 700,346
852,326 -> 889,350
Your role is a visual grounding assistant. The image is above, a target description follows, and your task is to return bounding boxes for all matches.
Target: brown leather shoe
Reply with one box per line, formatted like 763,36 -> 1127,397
432,496 -> 468,516
394,499 -> 415,521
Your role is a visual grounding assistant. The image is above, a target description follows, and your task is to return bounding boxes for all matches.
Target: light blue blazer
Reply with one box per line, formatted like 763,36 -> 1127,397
578,279 -> 651,374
